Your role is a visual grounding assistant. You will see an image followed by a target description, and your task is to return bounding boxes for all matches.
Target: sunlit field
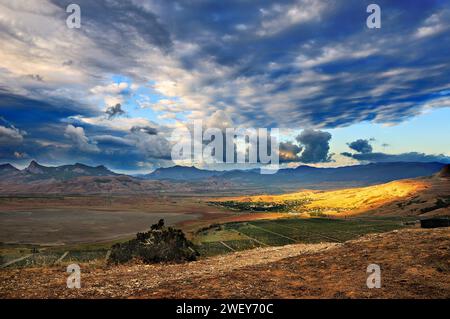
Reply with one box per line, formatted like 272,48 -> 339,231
212,180 -> 428,216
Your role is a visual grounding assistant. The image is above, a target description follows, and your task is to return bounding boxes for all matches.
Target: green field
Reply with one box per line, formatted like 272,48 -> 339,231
192,216 -> 417,257
1,216 -> 418,268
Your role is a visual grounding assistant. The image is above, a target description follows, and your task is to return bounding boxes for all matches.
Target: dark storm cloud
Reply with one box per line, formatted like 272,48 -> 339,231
50,0 -> 172,53
279,141 -> 302,163
92,135 -> 133,147
40,1 -> 450,130
296,129 -> 332,163
28,74 -> 44,82
130,0 -> 450,128
105,103 -> 125,119
0,90 -> 99,132
2,0 -> 450,172
342,151 -> 450,164
348,139 -> 373,154
130,126 -> 158,135
0,89 -> 172,171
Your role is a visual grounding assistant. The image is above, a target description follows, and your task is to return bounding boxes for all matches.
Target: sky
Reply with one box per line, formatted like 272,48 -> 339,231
0,0 -> 449,173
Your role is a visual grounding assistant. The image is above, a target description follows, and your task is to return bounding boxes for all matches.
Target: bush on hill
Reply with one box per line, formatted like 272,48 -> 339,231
108,219 -> 198,264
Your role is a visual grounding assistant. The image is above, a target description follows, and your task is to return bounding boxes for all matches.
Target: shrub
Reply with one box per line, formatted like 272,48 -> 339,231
108,219 -> 198,264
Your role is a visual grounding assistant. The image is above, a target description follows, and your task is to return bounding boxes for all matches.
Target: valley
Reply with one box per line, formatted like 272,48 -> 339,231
0,163 -> 449,299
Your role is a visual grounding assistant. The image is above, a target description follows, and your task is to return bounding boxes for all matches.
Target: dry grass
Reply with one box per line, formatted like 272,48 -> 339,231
1,228 -> 448,299
213,180 -> 428,216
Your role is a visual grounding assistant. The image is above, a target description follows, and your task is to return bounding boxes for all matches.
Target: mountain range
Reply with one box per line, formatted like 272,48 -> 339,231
143,162 -> 446,189
0,160 -> 446,194
0,160 -> 117,182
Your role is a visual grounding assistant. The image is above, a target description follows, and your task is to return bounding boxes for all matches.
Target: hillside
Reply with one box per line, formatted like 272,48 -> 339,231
212,167 -> 450,217
0,175 -> 238,195
438,164 -> 450,178
1,228 -> 448,298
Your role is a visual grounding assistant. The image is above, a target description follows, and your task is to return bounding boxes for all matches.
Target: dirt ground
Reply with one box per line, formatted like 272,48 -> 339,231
0,195 -> 297,244
1,227 -> 448,299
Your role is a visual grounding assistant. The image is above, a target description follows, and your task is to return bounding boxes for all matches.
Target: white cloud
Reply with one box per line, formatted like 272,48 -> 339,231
258,0 -> 327,36
64,124 -> 99,153
90,82 -> 129,95
0,125 -> 25,144
415,13 -> 446,38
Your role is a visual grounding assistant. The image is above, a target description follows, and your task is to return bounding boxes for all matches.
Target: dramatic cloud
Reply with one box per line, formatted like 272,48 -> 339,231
28,74 -> 44,82
204,110 -> 234,131
105,104 -> 125,119
64,125 -> 99,153
343,136 -> 450,164
130,126 -> 158,135
14,151 -> 28,159
1,0 -> 449,171
279,141 -> 303,163
0,117 -> 26,145
91,82 -> 130,95
347,139 -> 373,154
342,151 -> 450,164
296,129 -> 332,163
91,135 -> 133,147
129,132 -> 172,161
0,125 -> 25,145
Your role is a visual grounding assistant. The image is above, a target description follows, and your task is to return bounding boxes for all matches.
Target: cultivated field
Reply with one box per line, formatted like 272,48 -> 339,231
192,216 -> 415,257
1,216 -> 416,268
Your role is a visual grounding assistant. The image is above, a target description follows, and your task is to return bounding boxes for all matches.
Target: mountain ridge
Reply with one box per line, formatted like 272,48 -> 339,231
0,161 -> 446,194
0,160 -> 118,181
144,161 -> 446,186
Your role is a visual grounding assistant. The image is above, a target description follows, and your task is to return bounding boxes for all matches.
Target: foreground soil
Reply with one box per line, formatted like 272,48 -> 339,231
1,228 -> 449,299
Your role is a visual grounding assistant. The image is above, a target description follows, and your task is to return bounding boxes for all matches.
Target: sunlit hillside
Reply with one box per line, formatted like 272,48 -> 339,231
212,180 -> 429,216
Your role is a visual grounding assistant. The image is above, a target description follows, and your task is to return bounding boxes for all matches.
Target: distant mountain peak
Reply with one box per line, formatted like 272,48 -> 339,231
0,163 -> 19,172
26,160 -> 46,174
28,160 -> 40,167
18,161 -> 117,180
